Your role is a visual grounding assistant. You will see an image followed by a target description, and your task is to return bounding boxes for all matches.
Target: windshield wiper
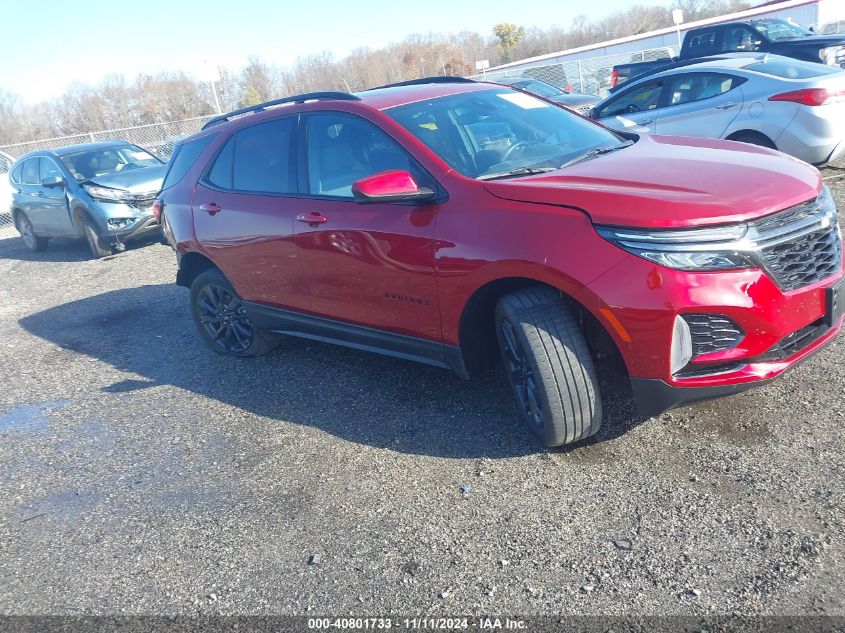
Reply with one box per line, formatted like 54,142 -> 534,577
559,141 -> 634,170
477,166 -> 557,181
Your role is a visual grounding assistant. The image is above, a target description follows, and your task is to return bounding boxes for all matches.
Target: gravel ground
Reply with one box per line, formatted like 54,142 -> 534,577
0,170 -> 843,618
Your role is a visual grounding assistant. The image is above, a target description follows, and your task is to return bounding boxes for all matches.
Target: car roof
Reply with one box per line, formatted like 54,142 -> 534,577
358,81 -> 498,109
623,53 -> 788,85
14,140 -> 134,162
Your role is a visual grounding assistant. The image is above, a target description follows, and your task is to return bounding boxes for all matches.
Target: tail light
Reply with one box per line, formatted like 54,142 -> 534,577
611,68 -> 619,88
768,88 -> 845,106
152,199 -> 162,222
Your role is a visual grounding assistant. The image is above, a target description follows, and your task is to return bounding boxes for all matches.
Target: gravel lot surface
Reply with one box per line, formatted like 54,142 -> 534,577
0,169 -> 843,618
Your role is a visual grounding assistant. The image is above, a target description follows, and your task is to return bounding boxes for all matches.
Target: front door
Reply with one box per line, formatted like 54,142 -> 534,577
293,112 -> 441,342
37,157 -> 73,235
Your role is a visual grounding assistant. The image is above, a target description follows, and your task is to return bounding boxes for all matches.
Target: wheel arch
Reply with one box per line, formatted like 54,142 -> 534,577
454,276 -> 629,379
176,251 -> 219,288
725,129 -> 777,149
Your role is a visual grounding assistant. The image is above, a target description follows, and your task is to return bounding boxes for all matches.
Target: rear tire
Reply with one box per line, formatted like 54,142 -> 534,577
495,287 -> 602,447
15,212 -> 48,252
190,268 -> 278,357
81,216 -> 112,259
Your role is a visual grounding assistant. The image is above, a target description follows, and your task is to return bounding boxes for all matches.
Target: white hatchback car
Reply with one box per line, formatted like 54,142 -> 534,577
592,54 -> 845,165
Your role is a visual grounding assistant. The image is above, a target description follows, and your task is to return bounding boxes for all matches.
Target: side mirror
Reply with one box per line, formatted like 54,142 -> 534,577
351,170 -> 435,204
42,175 -> 65,189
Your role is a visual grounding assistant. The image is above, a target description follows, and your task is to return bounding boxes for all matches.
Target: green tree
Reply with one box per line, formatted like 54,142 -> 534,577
493,23 -> 526,63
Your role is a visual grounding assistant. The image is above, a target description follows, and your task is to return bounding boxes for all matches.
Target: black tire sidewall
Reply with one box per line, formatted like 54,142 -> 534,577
82,217 -> 111,259
190,269 -> 274,358
495,302 -> 558,446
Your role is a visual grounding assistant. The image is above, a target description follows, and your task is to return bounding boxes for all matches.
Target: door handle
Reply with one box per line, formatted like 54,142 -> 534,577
297,212 -> 328,225
199,202 -> 221,215
716,102 -> 738,110
639,120 -> 654,126
32,191 -> 43,197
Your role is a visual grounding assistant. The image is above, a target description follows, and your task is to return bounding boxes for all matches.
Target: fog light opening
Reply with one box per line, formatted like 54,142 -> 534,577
107,218 -> 134,229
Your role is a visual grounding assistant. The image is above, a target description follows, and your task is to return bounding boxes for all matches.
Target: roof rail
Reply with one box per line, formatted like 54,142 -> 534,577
367,76 -> 476,91
201,91 -> 362,129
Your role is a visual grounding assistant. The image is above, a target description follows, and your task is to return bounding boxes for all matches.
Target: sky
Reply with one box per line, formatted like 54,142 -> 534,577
0,0 -> 673,103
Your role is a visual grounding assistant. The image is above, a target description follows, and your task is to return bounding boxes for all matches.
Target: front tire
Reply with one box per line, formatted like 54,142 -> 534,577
190,268 -> 278,357
81,216 -> 112,259
15,212 -> 48,252
495,287 -> 602,447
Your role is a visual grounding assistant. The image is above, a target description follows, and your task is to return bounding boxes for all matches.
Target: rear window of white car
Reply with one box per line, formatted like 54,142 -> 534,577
745,58 -> 842,79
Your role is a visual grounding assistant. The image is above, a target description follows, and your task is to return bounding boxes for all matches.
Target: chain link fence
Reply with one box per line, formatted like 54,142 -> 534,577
480,46 -> 679,97
0,115 -> 214,235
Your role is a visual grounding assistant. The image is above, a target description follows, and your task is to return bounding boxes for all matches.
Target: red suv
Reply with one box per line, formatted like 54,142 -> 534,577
158,77 -> 843,447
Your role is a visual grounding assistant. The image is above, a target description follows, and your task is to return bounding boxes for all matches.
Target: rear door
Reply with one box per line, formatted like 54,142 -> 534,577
594,78 -> 666,133
192,115 -> 308,312
654,72 -> 745,138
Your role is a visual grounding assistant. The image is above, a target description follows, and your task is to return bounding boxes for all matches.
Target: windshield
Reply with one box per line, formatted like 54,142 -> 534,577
386,88 -> 627,180
752,19 -> 813,41
513,80 -> 563,98
61,145 -> 161,181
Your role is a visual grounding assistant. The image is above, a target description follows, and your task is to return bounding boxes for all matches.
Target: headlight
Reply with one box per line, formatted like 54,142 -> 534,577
819,46 -> 841,65
595,222 -> 754,271
84,184 -> 132,202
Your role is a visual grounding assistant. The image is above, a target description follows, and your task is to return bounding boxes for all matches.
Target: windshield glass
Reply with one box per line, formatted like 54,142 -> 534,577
61,145 -> 161,181
752,19 -> 813,41
386,88 -> 626,180
513,80 -> 562,98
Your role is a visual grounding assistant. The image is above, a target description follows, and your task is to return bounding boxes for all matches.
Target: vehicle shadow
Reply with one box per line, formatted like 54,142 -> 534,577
18,283 -> 644,459
0,233 -> 161,263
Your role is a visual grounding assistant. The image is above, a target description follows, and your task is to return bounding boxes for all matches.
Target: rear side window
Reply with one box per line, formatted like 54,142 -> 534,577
686,30 -> 718,52
230,118 -> 296,194
11,162 -> 23,183
21,158 -> 40,184
206,137 -> 234,190
745,59 -> 842,79
161,135 -> 215,191
666,73 -> 744,106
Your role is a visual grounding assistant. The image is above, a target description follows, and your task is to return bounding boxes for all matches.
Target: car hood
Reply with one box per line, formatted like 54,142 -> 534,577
86,164 -> 166,194
482,134 -> 822,229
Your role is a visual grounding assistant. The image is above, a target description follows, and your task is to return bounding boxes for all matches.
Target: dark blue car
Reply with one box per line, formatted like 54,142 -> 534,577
9,141 -> 166,258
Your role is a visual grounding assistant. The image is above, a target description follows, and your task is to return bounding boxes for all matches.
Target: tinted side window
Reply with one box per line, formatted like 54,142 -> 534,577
306,113 -> 419,198
21,159 -> 40,185
598,80 -> 665,118
207,137 -> 234,190
161,134 -> 215,191
666,73 -> 743,106
232,118 -> 296,194
722,26 -> 760,52
11,162 -> 23,183
40,158 -> 62,182
686,30 -> 718,53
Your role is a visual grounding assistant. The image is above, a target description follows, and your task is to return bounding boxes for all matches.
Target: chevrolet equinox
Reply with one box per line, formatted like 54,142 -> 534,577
157,77 -> 843,447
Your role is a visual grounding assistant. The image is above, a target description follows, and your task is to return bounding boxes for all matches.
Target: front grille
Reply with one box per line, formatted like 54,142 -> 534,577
750,197 -> 841,291
128,193 -> 156,211
682,313 -> 744,356
675,361 -> 745,378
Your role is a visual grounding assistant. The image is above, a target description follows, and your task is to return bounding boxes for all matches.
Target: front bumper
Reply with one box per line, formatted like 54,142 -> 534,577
105,215 -> 161,243
630,313 -> 842,417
